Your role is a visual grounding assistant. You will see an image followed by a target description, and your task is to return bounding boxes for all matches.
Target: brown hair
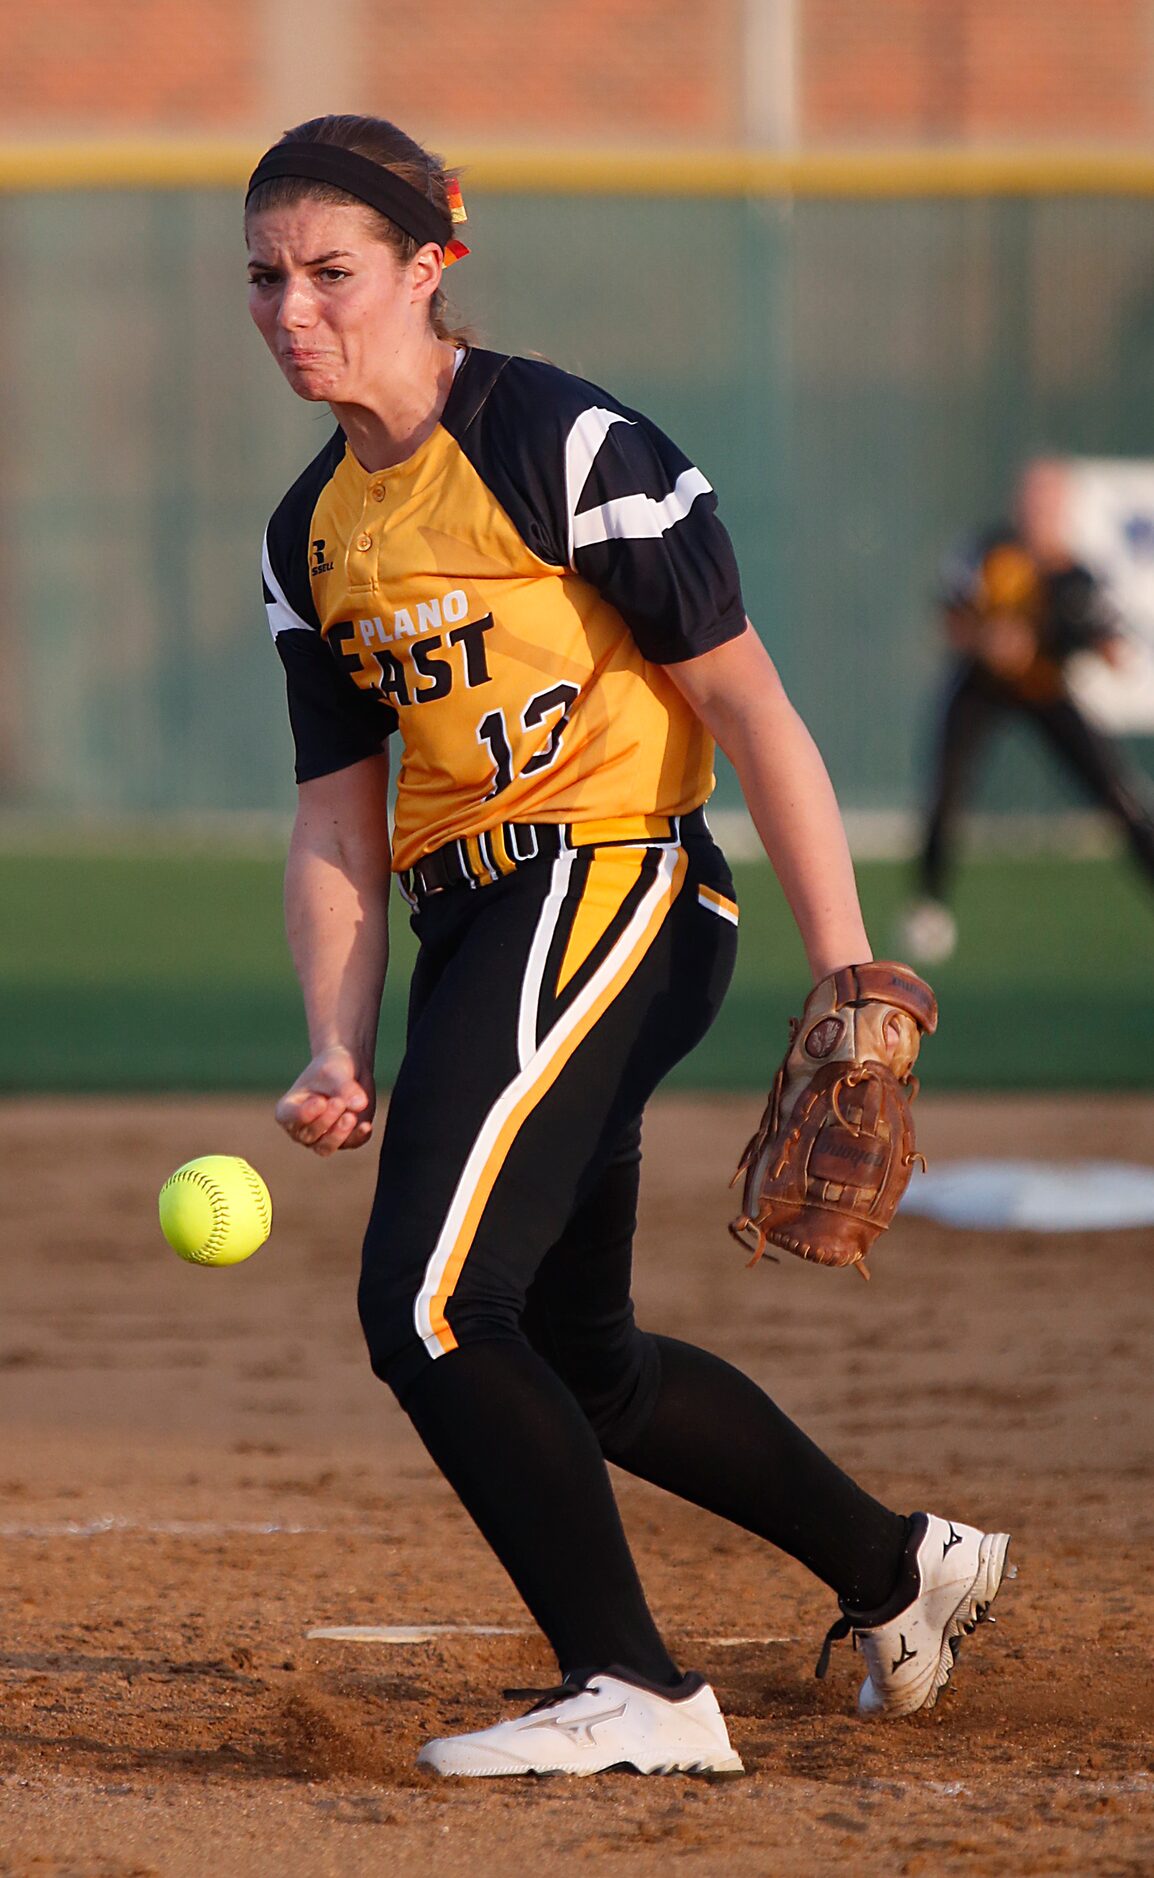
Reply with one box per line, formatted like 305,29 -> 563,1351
245,115 -> 472,344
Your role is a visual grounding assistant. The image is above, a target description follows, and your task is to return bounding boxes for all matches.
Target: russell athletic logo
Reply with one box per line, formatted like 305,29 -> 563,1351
311,539 -> 335,576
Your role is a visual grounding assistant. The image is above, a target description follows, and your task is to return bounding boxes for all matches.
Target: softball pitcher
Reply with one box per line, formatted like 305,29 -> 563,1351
247,114 -> 1011,1777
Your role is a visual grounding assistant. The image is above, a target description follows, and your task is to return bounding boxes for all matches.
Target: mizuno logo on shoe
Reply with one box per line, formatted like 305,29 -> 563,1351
891,1635 -> 918,1672
943,1523 -> 963,1555
531,1700 -> 629,1745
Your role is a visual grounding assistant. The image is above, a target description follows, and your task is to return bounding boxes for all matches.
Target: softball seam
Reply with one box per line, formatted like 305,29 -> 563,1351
162,1168 -> 230,1262
161,1160 -> 269,1262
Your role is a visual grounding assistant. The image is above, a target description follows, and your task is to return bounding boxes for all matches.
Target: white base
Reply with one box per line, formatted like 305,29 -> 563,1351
902,1160 -> 1154,1230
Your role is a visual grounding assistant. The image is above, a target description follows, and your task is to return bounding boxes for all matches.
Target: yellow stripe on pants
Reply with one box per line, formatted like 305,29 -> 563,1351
414,847 -> 688,1357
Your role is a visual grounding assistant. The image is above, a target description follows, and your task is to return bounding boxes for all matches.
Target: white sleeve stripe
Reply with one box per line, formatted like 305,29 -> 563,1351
563,406 -> 632,566
261,529 -> 315,639
571,466 -> 713,551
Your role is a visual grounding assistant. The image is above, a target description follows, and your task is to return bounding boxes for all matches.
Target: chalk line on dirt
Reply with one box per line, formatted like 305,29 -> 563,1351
0,1517 -> 383,1540
306,1624 -> 797,1645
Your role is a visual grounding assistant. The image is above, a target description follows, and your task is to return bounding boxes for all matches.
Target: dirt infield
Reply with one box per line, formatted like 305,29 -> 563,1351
2,1092 -> 1152,1876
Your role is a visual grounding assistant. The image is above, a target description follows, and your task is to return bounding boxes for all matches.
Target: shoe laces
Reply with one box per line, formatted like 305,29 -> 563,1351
814,1614 -> 857,1681
501,1677 -> 595,1714
815,1521 -> 926,1679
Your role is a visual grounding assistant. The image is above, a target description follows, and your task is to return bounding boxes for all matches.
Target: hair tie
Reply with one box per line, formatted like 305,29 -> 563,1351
443,175 -> 470,264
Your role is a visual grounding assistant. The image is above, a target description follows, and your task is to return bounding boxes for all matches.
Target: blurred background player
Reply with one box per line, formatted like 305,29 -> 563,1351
900,458 -> 1154,962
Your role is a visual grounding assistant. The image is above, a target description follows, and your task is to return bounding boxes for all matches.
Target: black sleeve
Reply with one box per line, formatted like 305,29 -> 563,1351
1046,564 -> 1122,657
444,353 -> 746,664
262,429 -> 395,785
274,630 -> 396,785
566,406 -> 747,663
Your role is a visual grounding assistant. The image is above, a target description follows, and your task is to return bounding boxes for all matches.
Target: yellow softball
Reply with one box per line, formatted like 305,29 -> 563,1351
158,1155 -> 273,1266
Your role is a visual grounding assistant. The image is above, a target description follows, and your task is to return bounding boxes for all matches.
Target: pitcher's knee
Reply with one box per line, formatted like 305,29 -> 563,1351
534,1323 -> 661,1455
356,1267 -> 417,1397
358,1266 -> 523,1403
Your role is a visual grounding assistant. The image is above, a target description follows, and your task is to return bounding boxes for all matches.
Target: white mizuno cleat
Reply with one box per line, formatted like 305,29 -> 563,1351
816,1511 -> 1013,1717
417,1670 -> 745,1778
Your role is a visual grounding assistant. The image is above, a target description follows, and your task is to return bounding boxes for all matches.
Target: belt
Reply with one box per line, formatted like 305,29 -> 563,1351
399,806 -> 710,902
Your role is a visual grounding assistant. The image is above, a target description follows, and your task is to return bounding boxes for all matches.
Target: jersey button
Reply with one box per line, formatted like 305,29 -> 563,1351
354,532 -> 373,551
370,485 -> 386,502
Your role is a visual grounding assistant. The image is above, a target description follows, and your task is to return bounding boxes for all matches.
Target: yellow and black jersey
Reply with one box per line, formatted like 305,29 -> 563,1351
938,526 -> 1118,702
262,346 -> 746,873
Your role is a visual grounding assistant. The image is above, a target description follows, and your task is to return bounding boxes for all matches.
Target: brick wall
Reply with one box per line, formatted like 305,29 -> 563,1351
802,0 -> 1151,143
0,0 -> 1150,145
364,0 -> 745,144
0,0 -> 259,129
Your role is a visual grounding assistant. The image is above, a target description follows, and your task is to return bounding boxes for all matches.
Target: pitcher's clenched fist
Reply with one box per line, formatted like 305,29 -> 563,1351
275,1045 -> 376,1156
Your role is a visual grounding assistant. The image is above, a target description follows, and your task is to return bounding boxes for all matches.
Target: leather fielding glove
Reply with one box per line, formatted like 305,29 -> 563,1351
730,962 -> 938,1280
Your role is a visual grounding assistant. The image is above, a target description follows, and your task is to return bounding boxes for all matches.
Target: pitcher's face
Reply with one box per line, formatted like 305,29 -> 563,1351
246,198 -> 442,405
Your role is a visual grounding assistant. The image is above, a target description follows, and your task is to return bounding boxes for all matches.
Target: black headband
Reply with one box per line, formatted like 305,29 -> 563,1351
245,143 -> 451,249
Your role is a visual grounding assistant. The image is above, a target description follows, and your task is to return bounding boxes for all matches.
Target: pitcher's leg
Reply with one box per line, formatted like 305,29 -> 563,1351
521,1121 -> 661,1453
524,1124 -> 908,1614
360,839 -> 736,1681
402,1339 -> 681,1684
604,1337 -> 911,1613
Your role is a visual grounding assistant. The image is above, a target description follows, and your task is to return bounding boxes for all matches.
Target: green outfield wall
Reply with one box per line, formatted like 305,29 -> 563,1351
1,152 -> 1153,824
1,847 -> 1151,1091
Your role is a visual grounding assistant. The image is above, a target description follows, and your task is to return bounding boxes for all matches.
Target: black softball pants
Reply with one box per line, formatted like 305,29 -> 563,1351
358,828 -> 908,1682
920,659 -> 1154,901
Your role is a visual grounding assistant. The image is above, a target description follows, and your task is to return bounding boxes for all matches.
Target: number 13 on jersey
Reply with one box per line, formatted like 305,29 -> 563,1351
478,683 -> 580,798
